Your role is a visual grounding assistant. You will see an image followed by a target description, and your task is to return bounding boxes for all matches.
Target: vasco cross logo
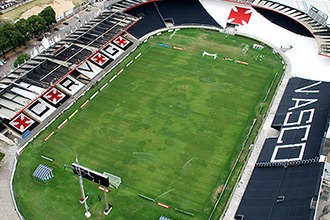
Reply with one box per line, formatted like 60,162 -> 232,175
228,6 -> 252,25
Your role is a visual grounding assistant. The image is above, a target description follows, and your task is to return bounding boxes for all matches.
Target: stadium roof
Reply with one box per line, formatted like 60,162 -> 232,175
276,0 -> 330,24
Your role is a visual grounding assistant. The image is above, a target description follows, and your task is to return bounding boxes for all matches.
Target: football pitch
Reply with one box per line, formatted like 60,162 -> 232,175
13,29 -> 284,220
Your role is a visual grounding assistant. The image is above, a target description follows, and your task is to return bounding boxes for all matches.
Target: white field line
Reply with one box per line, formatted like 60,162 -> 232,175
132,152 -> 155,156
180,157 -> 194,175
155,188 -> 175,201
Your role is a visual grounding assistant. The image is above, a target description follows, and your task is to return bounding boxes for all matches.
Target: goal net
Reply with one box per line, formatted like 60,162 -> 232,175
103,172 -> 121,189
242,45 -> 249,54
202,51 -> 217,59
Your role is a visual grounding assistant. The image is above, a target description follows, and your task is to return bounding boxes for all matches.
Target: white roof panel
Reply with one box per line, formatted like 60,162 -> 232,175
0,107 -> 16,119
0,98 -> 23,111
10,87 -> 36,100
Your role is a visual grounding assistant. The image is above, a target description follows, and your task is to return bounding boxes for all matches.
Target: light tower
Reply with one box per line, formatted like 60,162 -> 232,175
76,154 -> 91,218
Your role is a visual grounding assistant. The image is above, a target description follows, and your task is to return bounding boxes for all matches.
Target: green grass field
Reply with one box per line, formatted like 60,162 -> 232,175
0,152 -> 4,162
13,29 -> 284,220
2,0 -> 84,22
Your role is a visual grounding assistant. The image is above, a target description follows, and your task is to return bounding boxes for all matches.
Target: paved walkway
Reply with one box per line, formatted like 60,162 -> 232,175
0,143 -> 20,220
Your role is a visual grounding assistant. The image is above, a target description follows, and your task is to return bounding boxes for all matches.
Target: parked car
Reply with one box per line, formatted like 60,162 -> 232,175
63,22 -> 69,25
54,27 -> 59,31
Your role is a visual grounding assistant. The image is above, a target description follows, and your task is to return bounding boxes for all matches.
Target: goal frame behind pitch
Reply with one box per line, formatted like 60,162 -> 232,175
202,51 -> 217,59
103,172 -> 122,189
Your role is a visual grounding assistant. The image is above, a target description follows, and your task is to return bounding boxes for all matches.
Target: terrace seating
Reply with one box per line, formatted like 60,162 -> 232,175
255,157 -> 320,168
0,6 -> 140,118
111,0 -> 143,12
236,163 -> 323,219
26,60 -> 59,81
236,78 -> 330,220
24,60 -> 70,86
73,13 -> 137,48
125,2 -> 166,39
125,0 -> 222,38
155,0 -> 221,27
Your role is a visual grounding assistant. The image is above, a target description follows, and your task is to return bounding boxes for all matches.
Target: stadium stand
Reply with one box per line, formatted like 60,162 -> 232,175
124,2 -> 166,39
253,7 -> 313,37
155,0 -> 221,27
237,0 -> 330,56
53,44 -> 92,63
125,0 -> 222,39
110,0 -> 142,12
0,1 -> 328,219
235,78 -> 330,219
0,0 -> 140,138
236,163 -> 323,220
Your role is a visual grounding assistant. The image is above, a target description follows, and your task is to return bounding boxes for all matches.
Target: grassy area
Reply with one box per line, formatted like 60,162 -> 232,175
3,0 -> 54,22
13,29 -> 284,220
0,152 -> 4,162
2,0 -> 85,22
72,0 -> 85,7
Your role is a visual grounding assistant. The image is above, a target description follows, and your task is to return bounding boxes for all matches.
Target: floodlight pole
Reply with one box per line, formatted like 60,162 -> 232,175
98,185 -> 111,215
104,188 -> 109,212
76,154 -> 91,218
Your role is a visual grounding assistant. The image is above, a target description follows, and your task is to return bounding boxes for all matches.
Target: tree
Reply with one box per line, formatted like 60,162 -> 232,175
0,151 -> 5,162
15,18 -> 32,42
27,15 -> 47,37
2,22 -> 25,47
0,27 -> 10,53
14,53 -> 30,68
39,6 -> 56,27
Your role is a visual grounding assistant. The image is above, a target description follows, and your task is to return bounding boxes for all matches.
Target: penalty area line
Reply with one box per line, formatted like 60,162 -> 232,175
180,157 -> 194,175
155,188 -> 175,201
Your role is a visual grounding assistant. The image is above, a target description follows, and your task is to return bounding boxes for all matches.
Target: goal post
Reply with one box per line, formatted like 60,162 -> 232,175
202,51 -> 217,59
242,45 -> 249,54
103,172 -> 121,189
